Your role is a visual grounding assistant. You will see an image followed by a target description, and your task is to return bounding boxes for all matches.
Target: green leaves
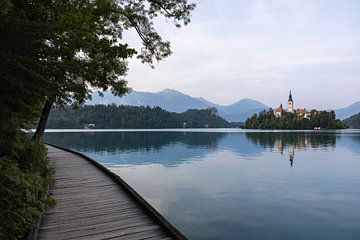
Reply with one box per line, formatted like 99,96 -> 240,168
43,0 -> 196,106
1,0 -> 195,137
0,132 -> 52,240
119,0 -> 196,66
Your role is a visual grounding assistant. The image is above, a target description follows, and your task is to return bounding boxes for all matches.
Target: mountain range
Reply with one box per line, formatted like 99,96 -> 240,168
334,102 -> 360,120
87,89 -> 359,121
88,89 -> 268,122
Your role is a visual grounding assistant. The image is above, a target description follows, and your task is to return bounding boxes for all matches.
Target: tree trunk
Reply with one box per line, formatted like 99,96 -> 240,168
32,99 -> 54,140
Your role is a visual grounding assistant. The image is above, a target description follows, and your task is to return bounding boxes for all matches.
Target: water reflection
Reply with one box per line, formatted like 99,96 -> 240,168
44,131 -> 226,152
43,130 -> 360,240
245,132 -> 336,149
246,132 -> 337,167
44,131 -> 360,168
44,132 -> 227,166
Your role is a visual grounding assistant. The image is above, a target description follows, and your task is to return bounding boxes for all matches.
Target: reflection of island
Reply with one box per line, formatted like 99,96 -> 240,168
276,139 -> 296,167
43,131 -> 355,168
246,132 -> 337,167
288,144 -> 294,167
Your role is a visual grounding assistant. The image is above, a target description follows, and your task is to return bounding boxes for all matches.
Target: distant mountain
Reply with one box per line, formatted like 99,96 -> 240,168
87,89 -> 269,122
219,99 -> 269,122
343,112 -> 360,128
89,89 -> 211,113
335,102 -> 360,120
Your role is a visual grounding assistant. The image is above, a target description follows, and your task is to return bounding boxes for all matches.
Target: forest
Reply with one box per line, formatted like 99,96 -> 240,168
244,109 -> 346,129
343,113 -> 360,129
46,105 -> 234,129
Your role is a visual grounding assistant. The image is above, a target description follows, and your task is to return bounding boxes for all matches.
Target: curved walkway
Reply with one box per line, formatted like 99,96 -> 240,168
37,145 -> 184,240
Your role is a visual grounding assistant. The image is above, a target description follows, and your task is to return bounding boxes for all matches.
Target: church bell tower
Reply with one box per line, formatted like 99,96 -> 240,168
288,90 -> 294,113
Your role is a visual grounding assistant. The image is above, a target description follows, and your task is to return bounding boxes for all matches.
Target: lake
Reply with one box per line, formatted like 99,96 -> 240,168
44,129 -> 360,240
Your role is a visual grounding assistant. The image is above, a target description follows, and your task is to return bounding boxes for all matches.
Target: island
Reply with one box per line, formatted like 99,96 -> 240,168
244,91 -> 346,129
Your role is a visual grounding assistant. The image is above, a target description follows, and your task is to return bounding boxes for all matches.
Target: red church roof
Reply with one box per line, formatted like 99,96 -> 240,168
276,104 -> 283,113
297,108 -> 308,114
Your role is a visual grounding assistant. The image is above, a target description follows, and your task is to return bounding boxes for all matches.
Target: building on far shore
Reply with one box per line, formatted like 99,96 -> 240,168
275,104 -> 284,118
275,91 -> 310,119
288,91 -> 294,113
297,108 -> 310,119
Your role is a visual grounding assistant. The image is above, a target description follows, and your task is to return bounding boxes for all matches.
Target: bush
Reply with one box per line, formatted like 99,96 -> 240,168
0,131 -> 52,240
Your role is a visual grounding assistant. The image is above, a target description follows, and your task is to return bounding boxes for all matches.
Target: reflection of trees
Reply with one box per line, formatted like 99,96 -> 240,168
246,132 -> 337,167
44,132 -> 226,154
351,136 -> 360,144
245,132 -> 336,149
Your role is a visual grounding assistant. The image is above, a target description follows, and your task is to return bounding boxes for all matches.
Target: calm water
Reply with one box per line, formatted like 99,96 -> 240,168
44,129 -> 360,240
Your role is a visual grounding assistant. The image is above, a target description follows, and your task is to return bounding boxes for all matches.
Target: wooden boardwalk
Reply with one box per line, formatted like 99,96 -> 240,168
37,145 -> 184,240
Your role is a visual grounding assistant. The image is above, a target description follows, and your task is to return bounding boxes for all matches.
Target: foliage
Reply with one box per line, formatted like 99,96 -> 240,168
244,109 -> 346,129
0,0 -> 51,131
40,0 -> 195,106
0,0 -> 195,139
342,112 -> 360,129
0,0 -> 195,238
45,105 -> 232,129
0,131 -> 52,240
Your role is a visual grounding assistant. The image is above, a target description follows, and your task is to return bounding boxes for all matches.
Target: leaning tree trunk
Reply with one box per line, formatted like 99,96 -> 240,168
32,99 -> 54,140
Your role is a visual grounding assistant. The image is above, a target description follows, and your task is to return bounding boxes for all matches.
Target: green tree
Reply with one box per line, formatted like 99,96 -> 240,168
244,109 -> 345,129
0,0 -> 52,138
3,0 -> 195,139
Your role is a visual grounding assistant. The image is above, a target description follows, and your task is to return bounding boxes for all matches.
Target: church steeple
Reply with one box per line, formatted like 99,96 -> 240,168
288,90 -> 294,113
288,90 -> 293,102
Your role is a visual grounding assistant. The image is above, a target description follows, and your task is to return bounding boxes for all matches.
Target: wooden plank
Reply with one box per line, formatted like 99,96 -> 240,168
36,145 -> 184,240
67,224 -> 162,240
43,209 -> 145,227
40,211 -> 147,230
40,215 -> 154,237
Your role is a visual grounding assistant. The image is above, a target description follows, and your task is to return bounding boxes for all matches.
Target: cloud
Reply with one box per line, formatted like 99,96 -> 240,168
124,0 -> 360,109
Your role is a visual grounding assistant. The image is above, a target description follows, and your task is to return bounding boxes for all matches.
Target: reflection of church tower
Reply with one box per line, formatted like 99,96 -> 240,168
277,139 -> 284,155
288,90 -> 294,113
288,144 -> 295,167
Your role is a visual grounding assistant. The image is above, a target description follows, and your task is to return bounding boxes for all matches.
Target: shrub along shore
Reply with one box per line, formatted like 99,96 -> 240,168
0,131 -> 53,239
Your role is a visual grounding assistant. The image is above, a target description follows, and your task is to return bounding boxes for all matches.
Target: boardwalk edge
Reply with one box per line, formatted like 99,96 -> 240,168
44,142 -> 187,240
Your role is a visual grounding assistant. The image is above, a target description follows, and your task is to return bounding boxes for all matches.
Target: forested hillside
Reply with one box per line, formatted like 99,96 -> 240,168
47,105 -> 233,128
343,113 -> 360,128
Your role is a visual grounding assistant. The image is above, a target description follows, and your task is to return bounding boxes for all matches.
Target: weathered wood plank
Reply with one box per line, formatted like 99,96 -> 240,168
36,145 -> 182,240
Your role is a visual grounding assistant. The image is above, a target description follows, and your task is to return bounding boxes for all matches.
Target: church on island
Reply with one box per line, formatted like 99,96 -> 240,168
275,91 -> 310,119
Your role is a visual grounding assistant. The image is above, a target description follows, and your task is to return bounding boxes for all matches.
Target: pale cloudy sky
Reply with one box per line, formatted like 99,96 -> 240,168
124,0 -> 360,109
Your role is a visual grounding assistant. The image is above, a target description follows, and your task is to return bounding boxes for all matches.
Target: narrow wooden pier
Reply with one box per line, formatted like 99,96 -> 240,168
37,145 -> 185,240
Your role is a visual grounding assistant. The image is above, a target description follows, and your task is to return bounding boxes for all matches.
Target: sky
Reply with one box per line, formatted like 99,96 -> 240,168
123,0 -> 360,109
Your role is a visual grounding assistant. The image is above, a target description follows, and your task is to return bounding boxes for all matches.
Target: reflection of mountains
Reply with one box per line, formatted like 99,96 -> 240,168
337,134 -> 360,155
44,132 -> 224,151
44,131 -> 359,167
44,132 -> 227,166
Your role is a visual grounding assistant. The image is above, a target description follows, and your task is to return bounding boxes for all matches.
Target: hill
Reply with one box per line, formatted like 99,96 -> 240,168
46,105 -> 233,129
335,101 -> 360,120
87,89 -> 268,121
343,112 -> 360,128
